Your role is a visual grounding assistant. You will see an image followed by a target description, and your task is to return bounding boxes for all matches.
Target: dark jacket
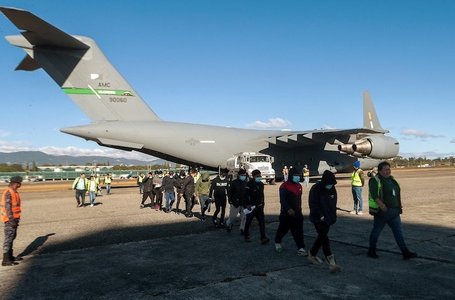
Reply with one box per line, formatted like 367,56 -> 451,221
182,175 -> 195,196
244,179 -> 264,207
174,176 -> 185,194
279,181 -> 302,215
308,181 -> 337,225
209,176 -> 229,198
228,178 -> 247,208
142,175 -> 154,193
162,175 -> 176,193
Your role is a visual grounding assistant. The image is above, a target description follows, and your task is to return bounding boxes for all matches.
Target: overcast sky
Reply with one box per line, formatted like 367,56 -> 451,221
1,0 -> 454,160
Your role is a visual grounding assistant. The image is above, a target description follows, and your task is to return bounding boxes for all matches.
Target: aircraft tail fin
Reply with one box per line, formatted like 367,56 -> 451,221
363,91 -> 386,132
1,7 -> 160,122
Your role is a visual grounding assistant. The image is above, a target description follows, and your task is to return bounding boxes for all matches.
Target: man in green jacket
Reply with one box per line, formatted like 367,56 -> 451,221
368,161 -> 417,260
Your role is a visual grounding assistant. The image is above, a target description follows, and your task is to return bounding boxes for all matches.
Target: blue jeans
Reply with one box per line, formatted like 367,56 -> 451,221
369,208 -> 407,252
89,191 -> 96,205
303,176 -> 309,187
105,184 -> 111,194
164,191 -> 175,210
351,186 -> 363,211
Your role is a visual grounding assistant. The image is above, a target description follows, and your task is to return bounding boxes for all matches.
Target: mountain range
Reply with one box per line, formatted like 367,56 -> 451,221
0,151 -> 165,166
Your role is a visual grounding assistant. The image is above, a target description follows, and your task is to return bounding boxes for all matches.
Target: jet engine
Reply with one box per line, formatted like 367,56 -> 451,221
338,135 -> 399,159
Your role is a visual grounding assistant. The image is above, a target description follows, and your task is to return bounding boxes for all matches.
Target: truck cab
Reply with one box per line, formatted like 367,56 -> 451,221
227,152 -> 275,184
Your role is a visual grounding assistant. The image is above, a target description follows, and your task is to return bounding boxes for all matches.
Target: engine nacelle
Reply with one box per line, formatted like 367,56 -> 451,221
352,135 -> 399,159
337,144 -> 355,154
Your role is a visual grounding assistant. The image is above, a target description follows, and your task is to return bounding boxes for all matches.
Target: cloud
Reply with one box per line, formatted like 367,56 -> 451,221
400,129 -> 444,139
246,117 -> 291,129
322,124 -> 337,130
450,139 -> 455,143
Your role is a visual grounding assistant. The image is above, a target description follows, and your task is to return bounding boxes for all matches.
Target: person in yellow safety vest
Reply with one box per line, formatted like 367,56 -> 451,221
104,173 -> 112,195
302,164 -> 310,187
88,175 -> 99,207
72,173 -> 89,207
95,174 -> 102,196
367,161 -> 417,260
350,161 -> 364,215
1,176 -> 23,266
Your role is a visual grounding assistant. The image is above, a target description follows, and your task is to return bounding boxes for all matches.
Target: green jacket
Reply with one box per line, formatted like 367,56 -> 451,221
196,172 -> 211,196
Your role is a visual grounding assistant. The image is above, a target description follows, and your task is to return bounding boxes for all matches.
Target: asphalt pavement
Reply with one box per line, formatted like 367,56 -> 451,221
0,168 -> 453,299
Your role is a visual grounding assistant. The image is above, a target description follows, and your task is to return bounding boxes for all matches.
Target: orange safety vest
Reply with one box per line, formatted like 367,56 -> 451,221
1,188 -> 21,222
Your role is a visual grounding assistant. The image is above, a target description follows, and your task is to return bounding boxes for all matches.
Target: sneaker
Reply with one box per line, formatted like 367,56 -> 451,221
261,237 -> 270,245
349,210 -> 357,215
77,203 -> 82,207
212,217 -> 218,226
90,204 -> 94,207
357,211 -> 364,215
308,254 -> 323,265
297,248 -> 308,256
275,243 -> 283,253
140,204 -> 145,209
402,250 -> 417,260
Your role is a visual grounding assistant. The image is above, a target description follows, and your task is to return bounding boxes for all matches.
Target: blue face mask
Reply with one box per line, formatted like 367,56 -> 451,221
255,177 -> 262,183
325,184 -> 333,190
292,175 -> 300,183
239,175 -> 246,181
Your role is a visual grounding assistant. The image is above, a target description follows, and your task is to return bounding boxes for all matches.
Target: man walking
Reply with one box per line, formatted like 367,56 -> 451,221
209,168 -> 229,227
72,173 -> 88,207
1,176 -> 23,266
274,168 -> 307,256
243,170 -> 269,244
226,169 -> 248,234
368,161 -> 417,260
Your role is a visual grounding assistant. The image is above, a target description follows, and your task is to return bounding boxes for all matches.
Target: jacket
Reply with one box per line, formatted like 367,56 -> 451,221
279,181 -> 302,215
142,175 -> 154,193
182,175 -> 195,196
162,176 -> 176,193
195,172 -> 211,196
308,181 -> 337,225
228,178 -> 247,208
209,176 -> 229,198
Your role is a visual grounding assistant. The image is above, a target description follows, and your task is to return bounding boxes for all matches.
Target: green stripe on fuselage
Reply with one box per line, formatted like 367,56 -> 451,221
62,87 -> 134,96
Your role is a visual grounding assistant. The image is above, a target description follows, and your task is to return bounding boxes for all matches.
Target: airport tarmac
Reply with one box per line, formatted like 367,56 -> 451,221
0,167 -> 454,299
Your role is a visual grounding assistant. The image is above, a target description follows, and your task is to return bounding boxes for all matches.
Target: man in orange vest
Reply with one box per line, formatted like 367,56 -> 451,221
1,176 -> 23,266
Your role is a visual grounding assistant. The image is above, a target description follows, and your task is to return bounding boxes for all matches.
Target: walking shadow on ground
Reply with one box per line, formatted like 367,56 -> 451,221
17,233 -> 56,258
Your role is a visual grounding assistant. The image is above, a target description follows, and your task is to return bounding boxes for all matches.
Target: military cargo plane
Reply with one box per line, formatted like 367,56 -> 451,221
0,7 -> 399,177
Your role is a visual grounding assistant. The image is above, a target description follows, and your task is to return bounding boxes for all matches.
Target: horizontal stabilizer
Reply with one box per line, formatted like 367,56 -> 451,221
0,7 -> 88,49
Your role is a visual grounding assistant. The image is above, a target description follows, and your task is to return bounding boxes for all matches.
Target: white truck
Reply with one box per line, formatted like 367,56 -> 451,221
226,152 -> 275,184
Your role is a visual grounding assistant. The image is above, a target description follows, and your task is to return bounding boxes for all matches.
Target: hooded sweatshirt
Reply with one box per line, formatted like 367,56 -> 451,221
196,172 -> 211,196
308,170 -> 338,225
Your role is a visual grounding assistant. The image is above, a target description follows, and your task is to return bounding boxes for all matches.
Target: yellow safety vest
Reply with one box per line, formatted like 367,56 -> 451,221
351,169 -> 363,187
303,168 -> 309,177
368,176 -> 381,214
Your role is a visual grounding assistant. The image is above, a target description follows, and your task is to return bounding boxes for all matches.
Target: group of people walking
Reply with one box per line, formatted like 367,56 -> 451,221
2,160 -> 416,268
